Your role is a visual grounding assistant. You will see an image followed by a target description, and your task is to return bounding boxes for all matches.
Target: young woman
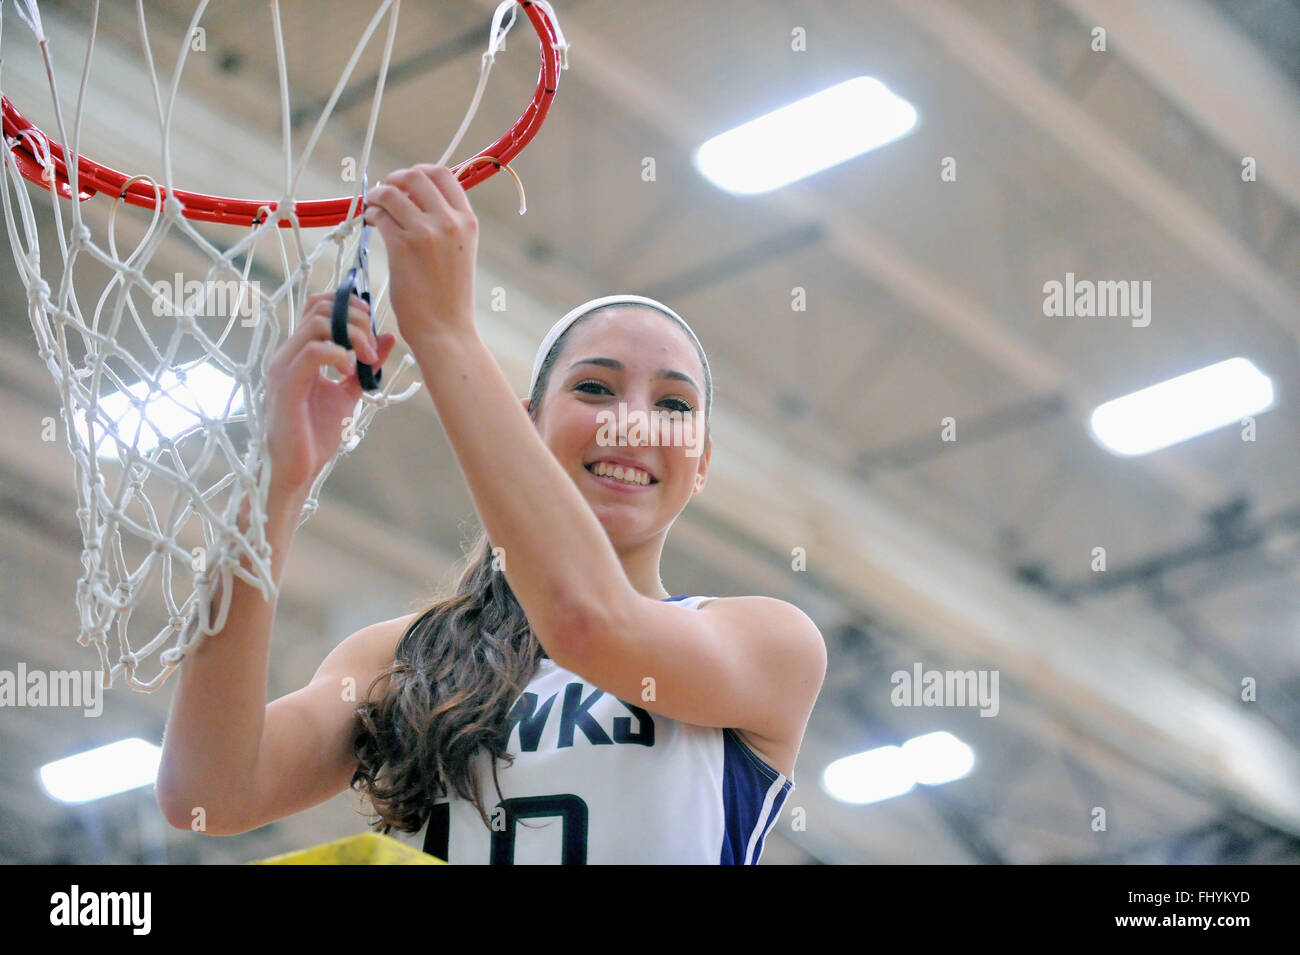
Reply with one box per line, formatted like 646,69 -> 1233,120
156,165 -> 825,865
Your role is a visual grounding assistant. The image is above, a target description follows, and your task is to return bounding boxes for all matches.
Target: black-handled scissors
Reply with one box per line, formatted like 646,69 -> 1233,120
332,174 -> 381,390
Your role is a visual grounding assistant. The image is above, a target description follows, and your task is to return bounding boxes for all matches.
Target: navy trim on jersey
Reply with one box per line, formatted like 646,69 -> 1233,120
719,727 -> 792,865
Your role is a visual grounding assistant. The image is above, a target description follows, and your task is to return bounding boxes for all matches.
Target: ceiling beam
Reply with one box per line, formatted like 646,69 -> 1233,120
882,0 -> 1298,338
1057,0 -> 1300,216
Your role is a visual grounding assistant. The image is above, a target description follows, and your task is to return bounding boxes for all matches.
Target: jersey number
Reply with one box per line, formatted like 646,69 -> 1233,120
424,794 -> 590,864
491,794 -> 589,864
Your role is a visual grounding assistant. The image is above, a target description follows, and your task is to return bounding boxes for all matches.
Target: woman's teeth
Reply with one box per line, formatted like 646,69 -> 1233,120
589,461 -> 652,486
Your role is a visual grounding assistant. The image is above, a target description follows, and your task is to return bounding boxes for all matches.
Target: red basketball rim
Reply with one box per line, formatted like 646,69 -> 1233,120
0,0 -> 562,228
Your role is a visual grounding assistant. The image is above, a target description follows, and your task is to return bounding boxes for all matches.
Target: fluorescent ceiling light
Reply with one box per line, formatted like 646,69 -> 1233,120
901,730 -> 975,785
1090,357 -> 1274,456
823,731 -> 975,804
693,76 -> 918,195
823,745 -> 915,804
39,737 -> 162,804
74,362 -> 245,460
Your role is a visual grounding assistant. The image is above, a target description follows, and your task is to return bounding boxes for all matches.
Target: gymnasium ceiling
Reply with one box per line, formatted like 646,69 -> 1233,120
1,0 -> 1298,864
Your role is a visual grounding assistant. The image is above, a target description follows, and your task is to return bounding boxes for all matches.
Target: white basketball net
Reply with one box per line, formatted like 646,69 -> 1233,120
0,0 -> 567,691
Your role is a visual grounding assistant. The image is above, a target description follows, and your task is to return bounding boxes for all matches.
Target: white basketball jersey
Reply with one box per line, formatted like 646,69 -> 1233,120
389,595 -> 794,864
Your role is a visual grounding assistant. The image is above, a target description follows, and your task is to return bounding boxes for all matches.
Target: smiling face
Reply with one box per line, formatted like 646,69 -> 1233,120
527,305 -> 712,548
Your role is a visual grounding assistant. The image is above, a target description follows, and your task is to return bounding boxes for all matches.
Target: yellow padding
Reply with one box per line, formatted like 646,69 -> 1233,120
252,832 -> 447,865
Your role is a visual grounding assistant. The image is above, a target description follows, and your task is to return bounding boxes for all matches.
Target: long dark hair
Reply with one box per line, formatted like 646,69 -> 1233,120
351,303 -> 712,834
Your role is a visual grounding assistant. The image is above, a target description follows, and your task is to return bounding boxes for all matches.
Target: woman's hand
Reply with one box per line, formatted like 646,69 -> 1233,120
363,164 -> 479,350
263,291 -> 398,498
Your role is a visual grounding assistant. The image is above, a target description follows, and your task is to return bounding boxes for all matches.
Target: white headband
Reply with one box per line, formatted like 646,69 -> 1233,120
528,293 -> 709,397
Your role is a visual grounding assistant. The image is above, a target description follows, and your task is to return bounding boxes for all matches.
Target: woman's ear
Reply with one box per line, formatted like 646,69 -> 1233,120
692,436 -> 712,493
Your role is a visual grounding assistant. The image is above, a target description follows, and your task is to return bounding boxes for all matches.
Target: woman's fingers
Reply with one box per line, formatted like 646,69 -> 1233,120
335,308 -> 380,362
373,332 -> 398,363
280,295 -> 377,361
364,180 -> 423,232
277,290 -> 336,353
286,339 -> 355,390
362,203 -> 394,234
366,166 -> 472,235
386,167 -> 451,219
424,164 -> 474,217
280,292 -> 348,352
336,333 -> 400,399
281,331 -> 398,404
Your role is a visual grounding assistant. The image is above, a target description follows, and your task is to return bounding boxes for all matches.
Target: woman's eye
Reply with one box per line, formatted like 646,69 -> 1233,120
573,380 -> 692,412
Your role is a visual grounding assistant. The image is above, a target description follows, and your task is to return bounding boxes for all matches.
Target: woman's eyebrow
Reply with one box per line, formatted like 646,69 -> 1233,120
567,357 -> 700,393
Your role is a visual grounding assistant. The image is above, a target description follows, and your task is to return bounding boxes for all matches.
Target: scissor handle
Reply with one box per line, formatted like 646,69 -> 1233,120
331,269 -> 381,391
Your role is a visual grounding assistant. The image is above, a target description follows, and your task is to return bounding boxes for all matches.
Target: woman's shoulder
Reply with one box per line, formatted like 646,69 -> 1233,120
693,596 -> 824,781
337,611 -> 422,674
363,610 -> 423,645
693,594 -> 827,699
696,594 -> 821,632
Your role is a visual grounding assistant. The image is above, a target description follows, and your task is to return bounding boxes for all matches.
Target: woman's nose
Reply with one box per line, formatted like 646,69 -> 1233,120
619,392 -> 654,446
